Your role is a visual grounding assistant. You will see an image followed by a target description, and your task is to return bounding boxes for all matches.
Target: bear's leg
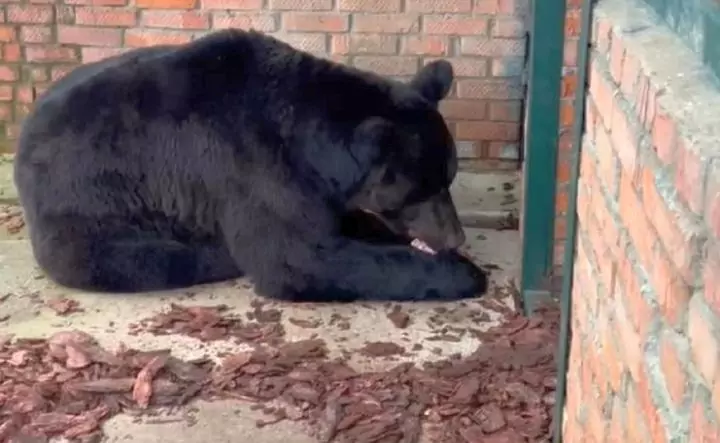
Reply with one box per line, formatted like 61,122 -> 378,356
32,215 -> 242,292
221,204 -> 487,302
276,240 -> 489,303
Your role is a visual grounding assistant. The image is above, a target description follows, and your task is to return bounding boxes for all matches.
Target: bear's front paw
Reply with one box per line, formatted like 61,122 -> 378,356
439,251 -> 489,297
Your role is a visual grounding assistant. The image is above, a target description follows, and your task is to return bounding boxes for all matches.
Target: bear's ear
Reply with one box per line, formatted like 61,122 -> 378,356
410,60 -> 454,103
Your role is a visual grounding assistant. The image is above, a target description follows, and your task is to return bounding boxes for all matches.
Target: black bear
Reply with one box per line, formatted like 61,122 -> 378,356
14,29 -> 489,302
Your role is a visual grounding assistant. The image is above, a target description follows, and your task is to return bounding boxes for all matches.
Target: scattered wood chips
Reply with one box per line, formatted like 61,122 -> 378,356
1,300 -> 560,443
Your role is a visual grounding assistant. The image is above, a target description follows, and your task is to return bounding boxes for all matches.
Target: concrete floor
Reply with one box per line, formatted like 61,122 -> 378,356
0,169 -> 523,443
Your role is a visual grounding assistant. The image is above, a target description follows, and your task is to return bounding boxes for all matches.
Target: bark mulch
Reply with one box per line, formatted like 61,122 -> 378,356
0,300 -> 560,443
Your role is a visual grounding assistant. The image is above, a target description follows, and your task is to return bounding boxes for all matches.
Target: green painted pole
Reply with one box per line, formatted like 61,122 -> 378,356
519,0 -> 567,314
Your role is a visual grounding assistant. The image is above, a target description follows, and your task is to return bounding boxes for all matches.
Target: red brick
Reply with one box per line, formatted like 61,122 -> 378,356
142,11 -> 209,29
456,122 -> 519,141
460,37 -> 524,56
15,85 -> 33,104
556,158 -> 571,184
65,0 -> 127,5
76,8 -> 137,27
124,29 -> 192,47
20,25 -> 51,43
25,46 -> 77,62
585,99 -> 598,143
0,26 -> 16,43
438,100 -> 487,121
49,66 -> 72,81
705,249 -> 720,317
279,33 -> 327,54
339,0 -> 401,12
565,8 -> 581,38
401,36 -> 448,56
613,283 -> 644,381
424,57 -> 486,77
474,0 -> 518,14
641,166 -> 702,284
650,106 -> 677,165
554,213 -> 567,238
588,62 -> 614,129
564,38 -> 578,67
352,56 -> 417,76
609,34 -> 624,84
555,184 -> 569,215
586,395 -> 607,442
714,377 -> 720,427
594,125 -> 617,193
651,247 -> 691,328
0,65 -> 17,82
690,400 -> 720,442
138,0 -> 198,7
406,0 -> 471,12
600,317 -> 625,393
284,13 -> 348,32
659,333 -> 689,407
352,14 -> 419,33
211,13 -> 277,31
269,0 -> 331,9
2,44 -> 21,62
611,100 -> 639,178
561,73 -> 577,98
688,299 -> 719,385
7,5 -> 53,24
617,255 -> 656,337
332,34 -> 396,55
81,47 -> 128,63
619,171 -> 655,270
675,139 -> 709,214
707,163 -> 720,241
636,370 -> 668,443
457,79 -> 522,99
607,396 -> 626,441
559,99 -> 574,127
488,100 -> 521,122
423,15 -> 488,36
58,26 -> 122,47
492,17 -> 525,38
0,85 -> 13,102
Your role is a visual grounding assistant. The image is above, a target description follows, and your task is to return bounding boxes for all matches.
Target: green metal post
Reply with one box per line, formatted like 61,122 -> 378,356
552,0 -> 594,441
519,0 -> 567,314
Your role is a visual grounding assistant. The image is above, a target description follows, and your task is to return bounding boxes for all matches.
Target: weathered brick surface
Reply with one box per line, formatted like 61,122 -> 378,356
0,0 -> 530,166
563,0 -> 720,440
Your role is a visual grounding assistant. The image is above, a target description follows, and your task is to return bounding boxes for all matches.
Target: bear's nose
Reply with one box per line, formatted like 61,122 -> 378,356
444,229 -> 466,250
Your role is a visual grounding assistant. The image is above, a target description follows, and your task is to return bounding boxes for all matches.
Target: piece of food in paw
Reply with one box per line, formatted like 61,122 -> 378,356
410,238 -> 436,255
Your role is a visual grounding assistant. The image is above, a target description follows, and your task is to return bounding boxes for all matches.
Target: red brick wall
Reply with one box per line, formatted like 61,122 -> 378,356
563,0 -> 720,440
0,0 -> 530,168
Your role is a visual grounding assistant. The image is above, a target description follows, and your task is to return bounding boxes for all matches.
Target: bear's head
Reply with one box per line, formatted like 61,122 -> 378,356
347,60 -> 465,254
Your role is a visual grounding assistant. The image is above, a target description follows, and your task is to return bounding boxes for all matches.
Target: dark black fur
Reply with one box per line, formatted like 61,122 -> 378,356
14,29 -> 489,302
